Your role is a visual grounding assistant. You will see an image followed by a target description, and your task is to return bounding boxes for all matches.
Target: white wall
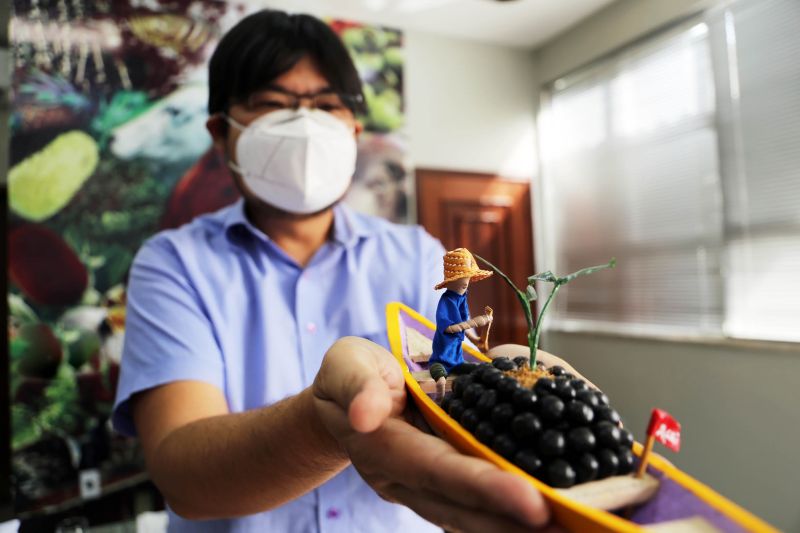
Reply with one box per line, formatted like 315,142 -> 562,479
534,2 -> 800,531
405,31 -> 537,179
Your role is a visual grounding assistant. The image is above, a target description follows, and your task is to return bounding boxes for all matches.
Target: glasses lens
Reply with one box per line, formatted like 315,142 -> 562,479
314,93 -> 349,114
244,90 -> 358,118
247,91 -> 293,111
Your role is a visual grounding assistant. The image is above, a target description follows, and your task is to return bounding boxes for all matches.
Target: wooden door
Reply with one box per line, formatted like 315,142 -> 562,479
416,169 -> 535,347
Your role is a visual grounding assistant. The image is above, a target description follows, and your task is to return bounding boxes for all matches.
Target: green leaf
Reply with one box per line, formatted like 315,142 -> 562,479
526,285 -> 538,302
10,338 -> 30,362
528,271 -> 557,283
12,405 -> 42,450
8,294 -> 38,324
86,255 -> 107,269
559,258 -> 616,283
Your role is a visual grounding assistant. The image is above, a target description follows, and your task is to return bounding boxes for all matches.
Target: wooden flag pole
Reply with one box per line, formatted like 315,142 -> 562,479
625,433 -> 657,519
636,434 -> 656,478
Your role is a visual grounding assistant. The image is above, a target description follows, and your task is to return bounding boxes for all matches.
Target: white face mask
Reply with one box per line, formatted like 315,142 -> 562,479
226,108 -> 357,214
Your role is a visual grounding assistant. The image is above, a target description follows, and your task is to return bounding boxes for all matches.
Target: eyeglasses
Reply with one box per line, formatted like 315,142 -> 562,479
243,88 -> 363,119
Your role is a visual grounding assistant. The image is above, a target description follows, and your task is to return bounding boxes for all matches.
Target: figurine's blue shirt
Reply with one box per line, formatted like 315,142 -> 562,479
430,289 -> 470,372
112,199 -> 444,533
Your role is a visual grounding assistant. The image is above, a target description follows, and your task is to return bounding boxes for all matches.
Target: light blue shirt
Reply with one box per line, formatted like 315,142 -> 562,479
113,199 -> 445,533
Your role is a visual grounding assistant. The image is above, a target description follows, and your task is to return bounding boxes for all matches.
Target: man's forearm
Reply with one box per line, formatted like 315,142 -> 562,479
145,387 -> 350,519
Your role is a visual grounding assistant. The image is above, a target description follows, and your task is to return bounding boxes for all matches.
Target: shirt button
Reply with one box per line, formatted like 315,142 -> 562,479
306,322 -> 317,333
326,507 -> 340,519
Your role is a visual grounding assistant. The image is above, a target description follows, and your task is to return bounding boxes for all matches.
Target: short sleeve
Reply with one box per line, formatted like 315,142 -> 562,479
112,235 -> 225,437
435,295 -> 457,331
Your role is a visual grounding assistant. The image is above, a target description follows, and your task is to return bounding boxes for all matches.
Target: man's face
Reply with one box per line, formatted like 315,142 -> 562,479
206,55 -> 363,214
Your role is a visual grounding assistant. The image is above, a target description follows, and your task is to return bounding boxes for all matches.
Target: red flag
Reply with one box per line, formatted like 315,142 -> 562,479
647,408 -> 681,452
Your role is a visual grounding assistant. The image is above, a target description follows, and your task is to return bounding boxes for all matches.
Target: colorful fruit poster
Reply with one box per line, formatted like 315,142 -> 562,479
8,0 -> 407,514
331,20 -> 411,224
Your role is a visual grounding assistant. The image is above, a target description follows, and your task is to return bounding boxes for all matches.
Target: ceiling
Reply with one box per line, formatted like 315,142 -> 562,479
254,0 -> 615,48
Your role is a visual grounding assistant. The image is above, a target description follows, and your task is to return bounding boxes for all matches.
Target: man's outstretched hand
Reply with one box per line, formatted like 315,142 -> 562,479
313,336 -> 557,533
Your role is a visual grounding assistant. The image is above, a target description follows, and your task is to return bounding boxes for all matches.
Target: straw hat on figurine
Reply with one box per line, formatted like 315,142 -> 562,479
434,248 -> 493,290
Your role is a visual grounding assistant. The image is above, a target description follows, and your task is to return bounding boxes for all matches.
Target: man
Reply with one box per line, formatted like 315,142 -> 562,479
113,9 -> 553,533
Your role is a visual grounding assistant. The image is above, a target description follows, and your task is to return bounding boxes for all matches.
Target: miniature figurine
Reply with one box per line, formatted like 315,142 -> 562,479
430,248 -> 494,396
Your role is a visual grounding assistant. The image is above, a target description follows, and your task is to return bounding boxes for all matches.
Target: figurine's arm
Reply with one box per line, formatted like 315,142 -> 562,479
465,328 -> 481,343
456,306 -> 494,345
444,313 -> 492,334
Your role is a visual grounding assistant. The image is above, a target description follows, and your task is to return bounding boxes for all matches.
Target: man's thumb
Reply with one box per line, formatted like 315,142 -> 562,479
348,378 -> 393,433
317,337 -> 404,434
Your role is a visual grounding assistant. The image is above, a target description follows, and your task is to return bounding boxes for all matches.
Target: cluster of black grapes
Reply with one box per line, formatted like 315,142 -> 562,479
440,357 -> 636,488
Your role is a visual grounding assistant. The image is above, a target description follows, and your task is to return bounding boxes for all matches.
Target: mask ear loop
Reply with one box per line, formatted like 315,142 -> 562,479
224,113 -> 247,132
222,113 -> 247,175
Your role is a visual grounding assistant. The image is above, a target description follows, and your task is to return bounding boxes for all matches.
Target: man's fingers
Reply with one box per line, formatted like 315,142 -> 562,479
352,417 -> 550,528
412,442 -> 550,527
487,344 -> 600,390
486,344 -> 528,359
536,350 -> 600,390
387,484 -> 558,533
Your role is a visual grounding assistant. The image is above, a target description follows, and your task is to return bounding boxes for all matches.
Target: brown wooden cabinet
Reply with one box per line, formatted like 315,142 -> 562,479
416,169 -> 535,347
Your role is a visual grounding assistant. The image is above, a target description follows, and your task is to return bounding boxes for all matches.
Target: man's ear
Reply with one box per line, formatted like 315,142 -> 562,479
354,119 -> 364,139
206,114 -> 228,151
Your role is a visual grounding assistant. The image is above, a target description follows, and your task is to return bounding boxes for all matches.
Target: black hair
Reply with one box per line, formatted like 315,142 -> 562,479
208,10 -> 366,116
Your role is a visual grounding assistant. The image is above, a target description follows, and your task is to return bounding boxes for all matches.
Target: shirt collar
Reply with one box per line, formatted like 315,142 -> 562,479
222,198 -> 263,243
223,199 -> 377,248
331,202 -> 377,246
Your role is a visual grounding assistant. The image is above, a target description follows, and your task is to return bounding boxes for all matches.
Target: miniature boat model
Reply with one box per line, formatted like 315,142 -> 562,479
386,302 -> 776,533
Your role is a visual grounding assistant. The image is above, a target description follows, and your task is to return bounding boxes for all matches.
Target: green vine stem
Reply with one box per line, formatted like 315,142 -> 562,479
531,283 -> 561,364
474,254 -> 538,366
476,255 -> 616,369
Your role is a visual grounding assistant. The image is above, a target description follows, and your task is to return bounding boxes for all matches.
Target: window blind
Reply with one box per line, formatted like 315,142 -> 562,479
718,0 -> 800,342
539,0 -> 800,342
540,22 -> 723,335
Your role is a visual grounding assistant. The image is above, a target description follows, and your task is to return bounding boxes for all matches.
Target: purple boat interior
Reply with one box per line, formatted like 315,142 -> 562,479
628,468 -> 745,531
400,309 -> 484,373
